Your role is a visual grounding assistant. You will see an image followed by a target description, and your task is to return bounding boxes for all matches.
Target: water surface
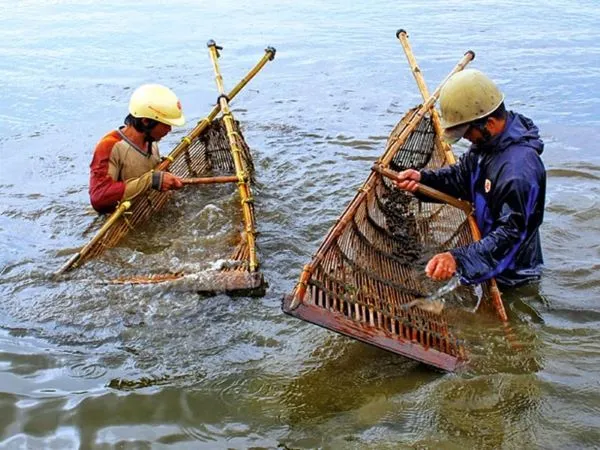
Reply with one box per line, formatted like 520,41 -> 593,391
1,0 -> 599,448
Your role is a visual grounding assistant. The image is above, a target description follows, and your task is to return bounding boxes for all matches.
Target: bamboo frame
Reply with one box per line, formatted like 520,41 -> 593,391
290,50 -> 475,309
378,50 -> 474,168
396,29 -> 508,323
55,47 -> 275,275
207,40 -> 259,272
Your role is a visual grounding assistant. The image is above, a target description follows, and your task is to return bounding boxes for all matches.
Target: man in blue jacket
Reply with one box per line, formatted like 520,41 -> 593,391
395,69 -> 546,288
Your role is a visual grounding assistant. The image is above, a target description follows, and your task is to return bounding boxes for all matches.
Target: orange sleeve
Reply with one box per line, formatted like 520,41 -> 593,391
89,133 -> 126,213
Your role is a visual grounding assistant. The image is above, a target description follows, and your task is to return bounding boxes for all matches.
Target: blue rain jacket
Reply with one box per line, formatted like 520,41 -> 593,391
419,111 -> 546,287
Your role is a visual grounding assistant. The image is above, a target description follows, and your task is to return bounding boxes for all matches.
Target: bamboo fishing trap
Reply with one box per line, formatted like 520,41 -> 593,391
282,31 -> 509,371
55,41 -> 276,295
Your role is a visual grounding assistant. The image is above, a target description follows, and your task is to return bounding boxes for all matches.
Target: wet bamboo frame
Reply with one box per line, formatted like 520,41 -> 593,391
54,47 -> 275,276
396,29 -> 508,322
289,50 -> 475,309
207,40 -> 259,272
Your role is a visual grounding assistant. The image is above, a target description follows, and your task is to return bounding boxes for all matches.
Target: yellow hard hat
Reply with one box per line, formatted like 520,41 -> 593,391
439,69 -> 504,142
128,84 -> 185,127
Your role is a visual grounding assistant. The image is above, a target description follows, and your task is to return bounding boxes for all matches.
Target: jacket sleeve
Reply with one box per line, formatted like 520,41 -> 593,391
122,171 -> 163,201
449,177 -> 541,285
89,137 -> 165,213
418,152 -> 474,200
89,138 -> 126,213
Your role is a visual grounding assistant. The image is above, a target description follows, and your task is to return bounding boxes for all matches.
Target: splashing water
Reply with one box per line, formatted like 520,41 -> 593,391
403,276 -> 462,314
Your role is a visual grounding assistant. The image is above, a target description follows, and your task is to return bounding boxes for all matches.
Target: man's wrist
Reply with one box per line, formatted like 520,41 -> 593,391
151,171 -> 164,190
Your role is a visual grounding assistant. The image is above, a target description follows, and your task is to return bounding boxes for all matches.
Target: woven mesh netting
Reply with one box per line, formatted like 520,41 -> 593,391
284,107 -> 489,370
79,117 -> 255,269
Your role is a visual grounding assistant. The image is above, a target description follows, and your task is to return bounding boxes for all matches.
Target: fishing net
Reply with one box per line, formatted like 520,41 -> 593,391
283,107 -> 491,371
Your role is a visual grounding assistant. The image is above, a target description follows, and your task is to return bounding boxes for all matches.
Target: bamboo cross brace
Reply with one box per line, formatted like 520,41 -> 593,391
208,40 -> 259,272
396,29 -> 508,323
290,51 -> 475,309
377,50 -> 474,168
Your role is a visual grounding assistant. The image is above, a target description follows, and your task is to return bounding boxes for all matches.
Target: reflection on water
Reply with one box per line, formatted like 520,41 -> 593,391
431,373 -> 542,448
1,0 -> 600,447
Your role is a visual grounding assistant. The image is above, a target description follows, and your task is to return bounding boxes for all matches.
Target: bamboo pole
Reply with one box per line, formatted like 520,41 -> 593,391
54,201 -> 131,276
289,51 -> 475,310
466,217 -> 508,322
207,40 -> 259,272
396,29 -> 456,165
54,48 -> 275,276
396,29 -> 509,324
181,175 -> 239,185
377,50 -> 474,168
157,46 -> 276,171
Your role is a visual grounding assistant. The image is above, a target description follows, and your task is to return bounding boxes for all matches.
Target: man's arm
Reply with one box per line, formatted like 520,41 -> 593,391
394,152 -> 475,200
89,138 -> 183,213
450,177 -> 542,285
419,151 -> 474,200
122,171 -> 183,201
89,138 -> 126,213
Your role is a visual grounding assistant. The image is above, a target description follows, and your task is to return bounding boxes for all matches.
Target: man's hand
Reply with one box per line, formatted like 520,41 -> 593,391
425,252 -> 457,281
394,169 -> 421,193
160,172 -> 184,191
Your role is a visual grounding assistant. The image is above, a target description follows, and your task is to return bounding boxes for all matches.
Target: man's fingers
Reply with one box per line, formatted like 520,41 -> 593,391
398,169 -> 420,181
433,265 -> 448,280
161,174 -> 184,190
425,257 -> 439,277
395,180 -> 419,193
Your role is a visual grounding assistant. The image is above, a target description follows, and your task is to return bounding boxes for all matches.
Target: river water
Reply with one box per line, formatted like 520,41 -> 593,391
1,0 -> 599,448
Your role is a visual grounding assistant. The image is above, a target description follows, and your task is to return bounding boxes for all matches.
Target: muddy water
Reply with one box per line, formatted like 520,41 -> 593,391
1,0 -> 599,448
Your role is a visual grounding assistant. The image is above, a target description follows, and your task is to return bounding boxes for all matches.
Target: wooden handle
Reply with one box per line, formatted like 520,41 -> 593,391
181,176 -> 239,185
416,184 -> 472,214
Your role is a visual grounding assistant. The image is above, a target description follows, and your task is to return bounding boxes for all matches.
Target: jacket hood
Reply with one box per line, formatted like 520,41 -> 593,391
473,111 -> 544,155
